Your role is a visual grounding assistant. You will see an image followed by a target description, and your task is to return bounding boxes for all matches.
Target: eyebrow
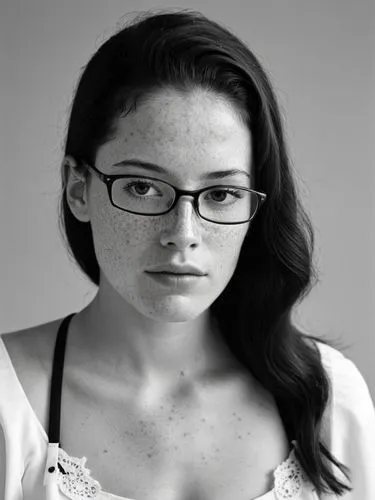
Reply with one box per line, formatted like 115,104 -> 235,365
112,159 -> 250,180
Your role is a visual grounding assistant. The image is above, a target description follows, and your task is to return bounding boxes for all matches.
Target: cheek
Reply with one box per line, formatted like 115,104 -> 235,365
202,224 -> 249,285
216,227 -> 248,272
88,194 -> 155,272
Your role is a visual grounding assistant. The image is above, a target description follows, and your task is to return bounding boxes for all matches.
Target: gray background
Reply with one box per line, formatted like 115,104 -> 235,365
1,0 -> 374,399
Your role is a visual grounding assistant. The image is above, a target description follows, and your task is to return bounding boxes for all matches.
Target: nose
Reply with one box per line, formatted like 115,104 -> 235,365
159,195 -> 202,249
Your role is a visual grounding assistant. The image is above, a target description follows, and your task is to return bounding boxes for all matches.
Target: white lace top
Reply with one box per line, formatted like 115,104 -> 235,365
42,441 -> 310,500
1,336 -> 375,499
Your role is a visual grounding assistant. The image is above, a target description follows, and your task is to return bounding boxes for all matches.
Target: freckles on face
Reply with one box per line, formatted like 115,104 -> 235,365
87,182 -> 250,322
90,183 -> 248,280
85,88 -> 252,319
88,187 -> 154,278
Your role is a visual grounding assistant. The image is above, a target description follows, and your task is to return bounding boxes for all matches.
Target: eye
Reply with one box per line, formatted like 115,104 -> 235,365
204,188 -> 245,204
122,179 -> 162,197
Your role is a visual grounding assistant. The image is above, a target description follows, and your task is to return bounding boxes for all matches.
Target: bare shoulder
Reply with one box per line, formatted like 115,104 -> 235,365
2,318 -> 62,369
1,318 -> 64,433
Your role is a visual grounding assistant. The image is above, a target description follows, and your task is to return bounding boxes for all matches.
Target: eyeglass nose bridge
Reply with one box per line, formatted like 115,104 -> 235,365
163,186 -> 205,218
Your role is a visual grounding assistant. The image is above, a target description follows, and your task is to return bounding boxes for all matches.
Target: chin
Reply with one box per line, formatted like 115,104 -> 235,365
137,295 -> 211,323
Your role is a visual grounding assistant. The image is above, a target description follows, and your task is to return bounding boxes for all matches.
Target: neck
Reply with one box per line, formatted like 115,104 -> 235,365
71,281 -> 236,397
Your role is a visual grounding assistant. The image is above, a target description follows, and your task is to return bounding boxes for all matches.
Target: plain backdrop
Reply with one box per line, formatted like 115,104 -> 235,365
1,0 -> 374,399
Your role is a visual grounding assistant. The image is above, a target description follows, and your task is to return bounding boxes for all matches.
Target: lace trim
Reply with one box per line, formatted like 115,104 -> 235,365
56,447 -> 103,499
55,443 -> 306,500
273,447 -> 307,499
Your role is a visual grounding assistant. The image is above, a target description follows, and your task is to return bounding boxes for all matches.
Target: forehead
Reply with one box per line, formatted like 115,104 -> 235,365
97,88 -> 252,173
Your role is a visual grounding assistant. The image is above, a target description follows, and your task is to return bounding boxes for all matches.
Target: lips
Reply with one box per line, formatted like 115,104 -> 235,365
146,264 -> 206,276
146,271 -> 205,288
151,272 -> 196,276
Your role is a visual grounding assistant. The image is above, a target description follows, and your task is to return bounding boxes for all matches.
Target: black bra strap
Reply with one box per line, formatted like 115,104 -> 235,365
47,313 -> 76,446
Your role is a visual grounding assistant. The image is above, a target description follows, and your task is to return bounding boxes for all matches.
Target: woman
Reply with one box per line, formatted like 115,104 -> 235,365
1,8 -> 374,500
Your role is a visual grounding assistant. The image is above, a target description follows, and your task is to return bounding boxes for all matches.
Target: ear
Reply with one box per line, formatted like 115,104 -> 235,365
63,155 -> 91,223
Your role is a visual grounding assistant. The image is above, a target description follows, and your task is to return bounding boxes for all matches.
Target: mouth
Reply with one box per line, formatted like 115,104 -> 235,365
149,272 -> 201,276
145,271 -> 206,288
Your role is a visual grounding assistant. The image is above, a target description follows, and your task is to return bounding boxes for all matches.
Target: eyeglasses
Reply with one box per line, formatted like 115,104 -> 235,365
82,162 -> 267,225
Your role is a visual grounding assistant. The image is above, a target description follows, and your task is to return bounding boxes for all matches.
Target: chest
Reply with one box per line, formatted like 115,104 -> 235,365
60,372 -> 291,500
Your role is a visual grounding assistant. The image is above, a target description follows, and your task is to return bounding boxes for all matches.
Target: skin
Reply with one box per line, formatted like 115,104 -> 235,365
65,86 -> 253,401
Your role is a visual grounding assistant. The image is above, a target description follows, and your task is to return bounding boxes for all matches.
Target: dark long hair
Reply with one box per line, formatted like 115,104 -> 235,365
58,8 -> 352,496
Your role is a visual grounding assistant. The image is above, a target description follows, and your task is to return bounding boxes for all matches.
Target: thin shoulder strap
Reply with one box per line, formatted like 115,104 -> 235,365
47,313 -> 76,446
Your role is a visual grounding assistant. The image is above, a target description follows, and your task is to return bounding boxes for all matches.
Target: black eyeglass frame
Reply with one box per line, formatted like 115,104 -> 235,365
82,162 -> 267,225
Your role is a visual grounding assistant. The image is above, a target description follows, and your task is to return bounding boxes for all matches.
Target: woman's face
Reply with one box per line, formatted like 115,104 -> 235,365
84,87 -> 252,322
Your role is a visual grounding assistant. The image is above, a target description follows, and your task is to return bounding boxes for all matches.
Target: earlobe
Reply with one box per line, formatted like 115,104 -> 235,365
63,155 -> 91,223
